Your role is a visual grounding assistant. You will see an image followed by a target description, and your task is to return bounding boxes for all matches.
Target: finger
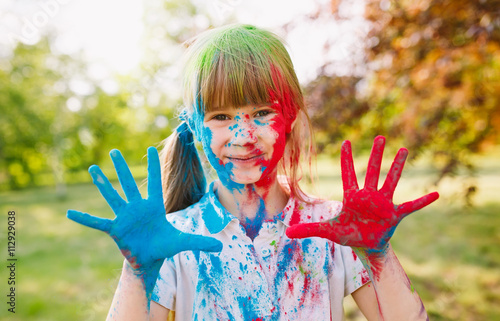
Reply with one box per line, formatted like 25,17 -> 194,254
286,222 -> 342,243
67,209 -> 112,233
89,165 -> 126,213
380,148 -> 408,199
341,140 -> 358,192
110,149 -> 142,202
396,191 -> 439,219
364,136 -> 385,191
147,147 -> 163,199
168,233 -> 223,257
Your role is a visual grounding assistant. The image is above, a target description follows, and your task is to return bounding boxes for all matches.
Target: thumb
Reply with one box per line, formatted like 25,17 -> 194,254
286,222 -> 338,242
167,232 -> 223,257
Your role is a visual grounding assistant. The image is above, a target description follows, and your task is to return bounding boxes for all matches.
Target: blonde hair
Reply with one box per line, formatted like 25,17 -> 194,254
161,24 -> 314,212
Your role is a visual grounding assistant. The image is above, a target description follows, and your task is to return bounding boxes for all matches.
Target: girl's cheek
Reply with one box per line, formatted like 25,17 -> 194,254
259,115 -> 287,170
201,125 -> 232,173
200,126 -> 218,164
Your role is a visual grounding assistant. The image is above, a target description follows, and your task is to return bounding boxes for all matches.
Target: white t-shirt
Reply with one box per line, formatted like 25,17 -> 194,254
152,182 -> 369,320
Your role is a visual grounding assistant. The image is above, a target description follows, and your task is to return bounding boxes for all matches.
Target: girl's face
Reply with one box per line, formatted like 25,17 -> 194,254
200,103 -> 288,189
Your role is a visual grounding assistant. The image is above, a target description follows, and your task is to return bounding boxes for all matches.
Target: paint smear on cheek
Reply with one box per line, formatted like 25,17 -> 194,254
258,114 -> 286,178
200,125 -> 242,191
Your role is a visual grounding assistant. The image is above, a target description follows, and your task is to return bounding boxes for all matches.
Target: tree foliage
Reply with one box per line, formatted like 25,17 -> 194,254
0,38 -> 175,192
365,0 -> 500,177
304,0 -> 500,201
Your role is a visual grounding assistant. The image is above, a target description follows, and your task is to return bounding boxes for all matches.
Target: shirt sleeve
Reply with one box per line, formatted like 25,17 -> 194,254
151,257 -> 177,310
340,245 -> 370,296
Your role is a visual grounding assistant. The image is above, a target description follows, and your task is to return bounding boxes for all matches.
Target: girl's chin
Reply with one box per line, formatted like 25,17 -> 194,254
229,175 -> 262,185
229,171 -> 277,187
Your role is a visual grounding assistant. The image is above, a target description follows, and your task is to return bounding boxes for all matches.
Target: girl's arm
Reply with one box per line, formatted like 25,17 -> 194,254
106,260 -> 170,321
351,244 -> 427,320
67,147 -> 221,320
287,136 -> 438,320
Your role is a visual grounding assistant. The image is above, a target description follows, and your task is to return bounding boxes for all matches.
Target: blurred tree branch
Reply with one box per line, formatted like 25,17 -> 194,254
298,0 -> 500,204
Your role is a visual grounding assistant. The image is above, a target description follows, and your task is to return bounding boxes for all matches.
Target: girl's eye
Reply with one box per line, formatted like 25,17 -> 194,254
255,110 -> 272,117
213,114 -> 230,121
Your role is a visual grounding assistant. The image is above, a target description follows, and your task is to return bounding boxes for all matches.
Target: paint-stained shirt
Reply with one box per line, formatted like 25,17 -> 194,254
152,182 -> 370,321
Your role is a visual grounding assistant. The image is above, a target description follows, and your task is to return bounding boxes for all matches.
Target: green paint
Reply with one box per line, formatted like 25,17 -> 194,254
182,24 -> 300,119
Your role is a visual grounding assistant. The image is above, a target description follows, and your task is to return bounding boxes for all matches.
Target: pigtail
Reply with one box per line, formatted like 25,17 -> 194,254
159,122 -> 207,213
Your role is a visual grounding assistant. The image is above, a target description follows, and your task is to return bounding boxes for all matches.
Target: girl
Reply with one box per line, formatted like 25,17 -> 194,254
68,24 -> 439,320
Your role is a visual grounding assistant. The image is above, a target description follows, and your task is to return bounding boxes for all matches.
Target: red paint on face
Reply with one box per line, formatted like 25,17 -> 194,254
204,105 -> 288,187
254,108 -> 287,190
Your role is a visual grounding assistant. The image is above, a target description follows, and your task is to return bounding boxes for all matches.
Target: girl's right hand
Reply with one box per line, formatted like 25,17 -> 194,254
67,147 -> 222,294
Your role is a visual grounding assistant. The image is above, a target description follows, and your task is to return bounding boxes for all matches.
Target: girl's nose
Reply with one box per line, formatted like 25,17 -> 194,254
231,120 -> 258,146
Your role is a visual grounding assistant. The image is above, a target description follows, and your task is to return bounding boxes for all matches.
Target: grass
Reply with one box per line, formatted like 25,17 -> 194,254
0,152 -> 499,320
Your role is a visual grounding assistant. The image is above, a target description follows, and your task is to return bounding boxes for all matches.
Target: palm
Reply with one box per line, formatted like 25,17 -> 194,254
107,197 -> 193,270
67,147 -> 222,271
286,136 -> 439,252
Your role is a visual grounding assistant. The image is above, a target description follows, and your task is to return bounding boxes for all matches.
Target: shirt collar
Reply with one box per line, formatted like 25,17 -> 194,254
272,196 -> 300,227
201,181 -> 304,234
201,181 -> 237,234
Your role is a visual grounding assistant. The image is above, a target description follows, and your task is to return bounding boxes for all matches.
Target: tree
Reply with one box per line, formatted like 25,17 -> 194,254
301,0 -> 500,203
0,36 -> 175,192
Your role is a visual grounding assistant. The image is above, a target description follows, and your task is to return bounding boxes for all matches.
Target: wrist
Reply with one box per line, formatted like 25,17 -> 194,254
123,258 -> 161,279
122,258 -> 162,302
353,243 -> 394,281
354,242 -> 391,260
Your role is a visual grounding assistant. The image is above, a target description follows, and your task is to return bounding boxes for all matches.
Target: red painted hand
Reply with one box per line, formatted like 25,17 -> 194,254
286,136 -> 439,252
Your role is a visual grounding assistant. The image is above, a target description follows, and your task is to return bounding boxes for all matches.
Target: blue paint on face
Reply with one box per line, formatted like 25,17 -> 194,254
199,123 -> 244,191
254,118 -> 268,127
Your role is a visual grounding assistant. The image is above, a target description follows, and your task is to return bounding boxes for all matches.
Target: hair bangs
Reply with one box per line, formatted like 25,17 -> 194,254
198,47 -> 277,113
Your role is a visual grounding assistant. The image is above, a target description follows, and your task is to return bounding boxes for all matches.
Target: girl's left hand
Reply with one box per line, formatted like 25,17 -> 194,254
67,147 -> 222,298
286,136 -> 439,254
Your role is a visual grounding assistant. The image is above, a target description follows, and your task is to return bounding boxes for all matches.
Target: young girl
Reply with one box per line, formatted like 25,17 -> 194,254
68,24 -> 439,320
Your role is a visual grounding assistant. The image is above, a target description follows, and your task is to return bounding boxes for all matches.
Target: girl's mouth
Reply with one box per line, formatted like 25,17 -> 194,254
227,154 -> 264,163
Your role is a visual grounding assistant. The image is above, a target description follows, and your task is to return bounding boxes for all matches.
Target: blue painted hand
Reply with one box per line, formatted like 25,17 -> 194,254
67,147 -> 222,298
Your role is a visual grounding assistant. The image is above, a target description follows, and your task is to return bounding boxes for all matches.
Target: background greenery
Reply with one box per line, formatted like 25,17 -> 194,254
0,151 -> 499,321
1,0 -> 499,320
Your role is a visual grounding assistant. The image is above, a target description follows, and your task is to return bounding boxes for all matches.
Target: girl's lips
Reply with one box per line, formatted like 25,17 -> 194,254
227,154 -> 264,163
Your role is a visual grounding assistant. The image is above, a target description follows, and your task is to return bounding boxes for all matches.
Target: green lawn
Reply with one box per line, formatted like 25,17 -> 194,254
0,152 -> 499,321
